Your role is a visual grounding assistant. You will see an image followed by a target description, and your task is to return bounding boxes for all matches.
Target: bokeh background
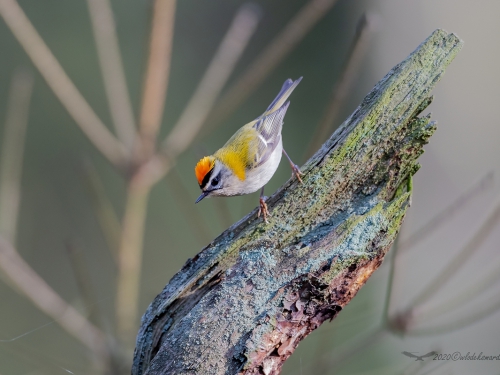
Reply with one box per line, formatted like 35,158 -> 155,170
0,0 -> 499,374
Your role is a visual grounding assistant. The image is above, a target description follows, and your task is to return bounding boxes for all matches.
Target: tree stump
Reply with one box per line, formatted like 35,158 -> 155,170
132,29 -> 463,375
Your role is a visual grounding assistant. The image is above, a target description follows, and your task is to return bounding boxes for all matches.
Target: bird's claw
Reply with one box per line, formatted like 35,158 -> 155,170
290,163 -> 303,184
258,196 -> 270,223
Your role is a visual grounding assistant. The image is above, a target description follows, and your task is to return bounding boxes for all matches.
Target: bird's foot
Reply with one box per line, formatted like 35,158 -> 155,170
258,196 -> 270,223
290,163 -> 303,184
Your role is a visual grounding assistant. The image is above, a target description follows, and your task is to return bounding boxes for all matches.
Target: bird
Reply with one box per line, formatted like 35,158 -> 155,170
401,351 -> 436,361
194,77 -> 303,222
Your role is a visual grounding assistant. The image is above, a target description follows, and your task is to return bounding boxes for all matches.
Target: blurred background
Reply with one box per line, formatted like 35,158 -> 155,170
0,0 -> 499,374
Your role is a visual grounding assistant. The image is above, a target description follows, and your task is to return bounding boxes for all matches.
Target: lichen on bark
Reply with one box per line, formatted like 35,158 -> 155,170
132,29 -> 463,375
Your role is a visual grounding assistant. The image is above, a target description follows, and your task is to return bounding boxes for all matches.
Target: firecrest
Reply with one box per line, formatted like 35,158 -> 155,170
194,77 -> 303,222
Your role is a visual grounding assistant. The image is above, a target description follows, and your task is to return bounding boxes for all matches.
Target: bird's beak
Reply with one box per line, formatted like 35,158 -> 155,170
195,191 -> 208,203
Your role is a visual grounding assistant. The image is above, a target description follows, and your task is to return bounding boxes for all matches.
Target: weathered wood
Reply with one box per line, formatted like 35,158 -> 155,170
133,29 -> 463,375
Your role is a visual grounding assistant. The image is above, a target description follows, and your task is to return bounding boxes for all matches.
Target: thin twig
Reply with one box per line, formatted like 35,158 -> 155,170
0,68 -> 33,245
0,0 -> 127,166
305,13 -> 372,158
86,0 -> 137,151
116,178 -> 151,342
139,0 -> 176,156
202,0 -> 340,135
162,3 -> 260,159
400,171 -> 494,253
81,159 -> 122,264
0,236 -> 109,359
409,197 -> 500,310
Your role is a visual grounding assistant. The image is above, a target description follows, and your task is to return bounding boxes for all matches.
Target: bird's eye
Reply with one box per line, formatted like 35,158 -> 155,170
211,176 -> 219,186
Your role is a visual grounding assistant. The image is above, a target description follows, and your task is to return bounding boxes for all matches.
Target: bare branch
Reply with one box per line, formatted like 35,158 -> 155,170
202,0 -> 340,134
0,0 -> 127,167
0,68 -> 33,244
87,0 -> 137,151
116,178 -> 151,342
162,3 -> 260,159
115,0 -> 177,337
139,0 -> 176,156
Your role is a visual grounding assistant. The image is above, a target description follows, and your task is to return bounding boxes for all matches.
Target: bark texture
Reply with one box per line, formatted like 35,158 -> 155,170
133,29 -> 462,375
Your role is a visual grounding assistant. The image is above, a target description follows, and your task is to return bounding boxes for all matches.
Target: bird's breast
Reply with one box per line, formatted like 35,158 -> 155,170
240,138 -> 283,194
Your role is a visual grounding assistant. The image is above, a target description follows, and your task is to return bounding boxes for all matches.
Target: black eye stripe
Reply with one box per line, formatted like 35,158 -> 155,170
200,168 -> 214,188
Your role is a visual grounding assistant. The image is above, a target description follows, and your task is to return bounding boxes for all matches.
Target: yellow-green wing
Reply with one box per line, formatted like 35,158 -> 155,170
216,77 -> 302,171
252,102 -> 289,166
251,77 -> 302,166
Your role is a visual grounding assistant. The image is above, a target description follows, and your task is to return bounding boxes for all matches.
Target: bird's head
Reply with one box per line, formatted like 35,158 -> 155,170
194,156 -> 235,202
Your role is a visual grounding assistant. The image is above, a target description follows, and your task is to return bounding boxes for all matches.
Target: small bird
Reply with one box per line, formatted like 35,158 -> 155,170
194,77 -> 303,222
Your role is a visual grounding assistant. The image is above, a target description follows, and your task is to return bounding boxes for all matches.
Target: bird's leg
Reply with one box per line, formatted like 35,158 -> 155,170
282,149 -> 303,183
258,186 -> 270,223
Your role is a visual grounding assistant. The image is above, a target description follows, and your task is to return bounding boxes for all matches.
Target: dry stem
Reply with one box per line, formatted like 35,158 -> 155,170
0,68 -> 33,245
116,178 -> 151,342
87,0 -> 137,151
139,0 -> 176,156
0,0 -> 127,166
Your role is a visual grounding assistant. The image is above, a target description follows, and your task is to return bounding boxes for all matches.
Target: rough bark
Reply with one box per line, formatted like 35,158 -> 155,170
132,29 -> 462,375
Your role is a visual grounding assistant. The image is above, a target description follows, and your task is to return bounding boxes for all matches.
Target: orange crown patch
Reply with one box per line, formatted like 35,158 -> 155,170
195,156 -> 215,185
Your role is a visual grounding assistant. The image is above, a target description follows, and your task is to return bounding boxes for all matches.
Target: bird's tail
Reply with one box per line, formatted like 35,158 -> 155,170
263,77 -> 302,116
